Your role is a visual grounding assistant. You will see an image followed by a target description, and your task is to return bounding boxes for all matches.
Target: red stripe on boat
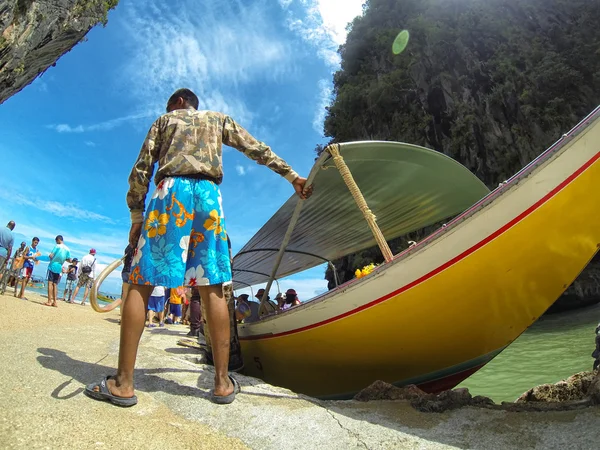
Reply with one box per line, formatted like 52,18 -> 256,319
416,364 -> 485,394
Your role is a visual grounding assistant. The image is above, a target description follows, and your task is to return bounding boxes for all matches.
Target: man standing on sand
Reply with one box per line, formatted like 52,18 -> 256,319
85,88 -> 312,407
17,237 -> 40,299
72,249 -> 97,306
0,221 -> 15,273
45,235 -> 71,307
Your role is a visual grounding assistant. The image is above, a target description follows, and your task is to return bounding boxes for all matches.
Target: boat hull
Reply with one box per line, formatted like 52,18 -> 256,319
239,108 -> 600,399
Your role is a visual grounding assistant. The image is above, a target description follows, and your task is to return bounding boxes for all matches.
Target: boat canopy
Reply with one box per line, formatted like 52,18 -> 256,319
232,141 -> 490,290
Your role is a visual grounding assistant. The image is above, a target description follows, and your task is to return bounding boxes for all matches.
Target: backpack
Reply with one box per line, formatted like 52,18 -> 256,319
82,258 -> 96,275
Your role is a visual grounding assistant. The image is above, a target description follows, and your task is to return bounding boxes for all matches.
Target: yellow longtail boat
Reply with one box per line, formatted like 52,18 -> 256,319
232,106 -> 600,399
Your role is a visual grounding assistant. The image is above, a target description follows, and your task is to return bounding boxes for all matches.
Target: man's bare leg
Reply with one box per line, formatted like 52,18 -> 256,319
147,309 -> 155,326
97,284 -> 153,398
197,284 -> 233,397
45,281 -> 52,306
50,282 -> 57,306
18,276 -> 29,298
72,285 -> 81,304
82,285 -> 90,306
118,283 -> 130,323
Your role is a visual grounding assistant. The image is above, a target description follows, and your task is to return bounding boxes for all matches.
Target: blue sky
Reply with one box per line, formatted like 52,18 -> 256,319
0,0 -> 365,298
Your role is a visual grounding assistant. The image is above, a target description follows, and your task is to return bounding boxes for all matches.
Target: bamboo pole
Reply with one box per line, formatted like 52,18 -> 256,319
328,143 -> 393,262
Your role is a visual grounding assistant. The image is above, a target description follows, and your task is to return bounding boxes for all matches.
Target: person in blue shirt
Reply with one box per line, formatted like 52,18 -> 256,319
44,235 -> 71,308
0,221 -> 15,272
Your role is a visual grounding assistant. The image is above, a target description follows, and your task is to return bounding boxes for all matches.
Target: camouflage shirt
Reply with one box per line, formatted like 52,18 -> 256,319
127,108 -> 299,223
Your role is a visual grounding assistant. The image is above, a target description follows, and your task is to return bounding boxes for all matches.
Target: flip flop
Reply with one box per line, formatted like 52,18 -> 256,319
84,376 -> 138,407
211,375 -> 240,405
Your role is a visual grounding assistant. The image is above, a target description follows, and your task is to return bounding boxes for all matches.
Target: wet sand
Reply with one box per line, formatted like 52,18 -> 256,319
0,291 -> 598,449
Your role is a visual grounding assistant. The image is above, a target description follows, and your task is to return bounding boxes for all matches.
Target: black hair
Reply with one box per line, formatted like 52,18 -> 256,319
168,88 -> 199,109
56,235 -> 63,241
33,237 -> 39,242
285,293 -> 297,304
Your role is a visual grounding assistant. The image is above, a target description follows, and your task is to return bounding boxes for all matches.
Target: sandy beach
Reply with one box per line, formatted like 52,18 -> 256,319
1,290 -> 598,449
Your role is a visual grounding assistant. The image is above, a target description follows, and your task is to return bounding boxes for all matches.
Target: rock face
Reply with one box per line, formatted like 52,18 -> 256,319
516,371 -> 599,403
353,375 -> 600,412
0,0 -> 118,104
353,380 -> 427,401
353,380 -> 495,412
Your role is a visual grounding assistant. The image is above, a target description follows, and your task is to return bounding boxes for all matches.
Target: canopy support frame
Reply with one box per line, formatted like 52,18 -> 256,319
259,151 -> 329,310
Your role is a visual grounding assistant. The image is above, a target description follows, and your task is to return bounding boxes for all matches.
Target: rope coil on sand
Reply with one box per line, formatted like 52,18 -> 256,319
90,257 -> 125,313
327,144 -> 393,262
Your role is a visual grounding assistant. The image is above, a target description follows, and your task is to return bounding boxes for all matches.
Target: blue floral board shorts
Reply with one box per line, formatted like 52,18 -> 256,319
129,177 -> 231,288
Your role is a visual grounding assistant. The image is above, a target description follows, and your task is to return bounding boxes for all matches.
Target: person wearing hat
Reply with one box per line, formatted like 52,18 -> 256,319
61,257 -> 79,303
255,288 -> 278,314
72,248 -> 97,306
282,289 -> 301,310
275,292 -> 286,310
235,293 -> 259,323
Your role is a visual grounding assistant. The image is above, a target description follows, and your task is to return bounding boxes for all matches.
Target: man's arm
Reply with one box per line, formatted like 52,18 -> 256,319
222,116 -> 312,199
126,118 -> 162,225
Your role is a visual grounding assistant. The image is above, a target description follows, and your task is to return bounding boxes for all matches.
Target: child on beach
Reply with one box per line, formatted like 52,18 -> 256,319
166,286 -> 184,324
63,258 -> 79,302
146,285 -> 166,327
84,88 -> 311,406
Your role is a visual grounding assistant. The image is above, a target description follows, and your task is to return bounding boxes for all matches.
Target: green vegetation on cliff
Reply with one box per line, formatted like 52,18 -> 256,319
320,0 -> 600,293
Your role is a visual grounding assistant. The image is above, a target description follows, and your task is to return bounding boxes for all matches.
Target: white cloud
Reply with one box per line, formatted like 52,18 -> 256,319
280,1 -> 365,135
235,165 -> 246,176
281,0 -> 365,66
118,0 -> 294,126
0,192 -> 113,223
313,78 -> 332,134
84,141 -> 96,147
48,111 -> 156,134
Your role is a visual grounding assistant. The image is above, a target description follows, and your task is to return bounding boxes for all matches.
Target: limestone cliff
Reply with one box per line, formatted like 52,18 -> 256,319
0,0 -> 118,104
320,0 -> 600,311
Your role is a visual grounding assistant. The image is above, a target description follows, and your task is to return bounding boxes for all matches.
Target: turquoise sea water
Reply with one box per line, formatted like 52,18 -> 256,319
458,303 -> 600,402
21,279 -> 119,304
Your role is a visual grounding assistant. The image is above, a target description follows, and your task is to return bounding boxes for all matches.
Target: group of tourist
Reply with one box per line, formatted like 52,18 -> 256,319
141,283 -> 302,332
0,224 -> 41,299
145,285 -> 186,327
0,221 -> 100,307
233,287 -> 302,324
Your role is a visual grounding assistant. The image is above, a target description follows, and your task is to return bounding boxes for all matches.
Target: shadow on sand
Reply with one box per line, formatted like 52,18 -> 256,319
36,347 -> 211,401
35,348 -> 540,449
